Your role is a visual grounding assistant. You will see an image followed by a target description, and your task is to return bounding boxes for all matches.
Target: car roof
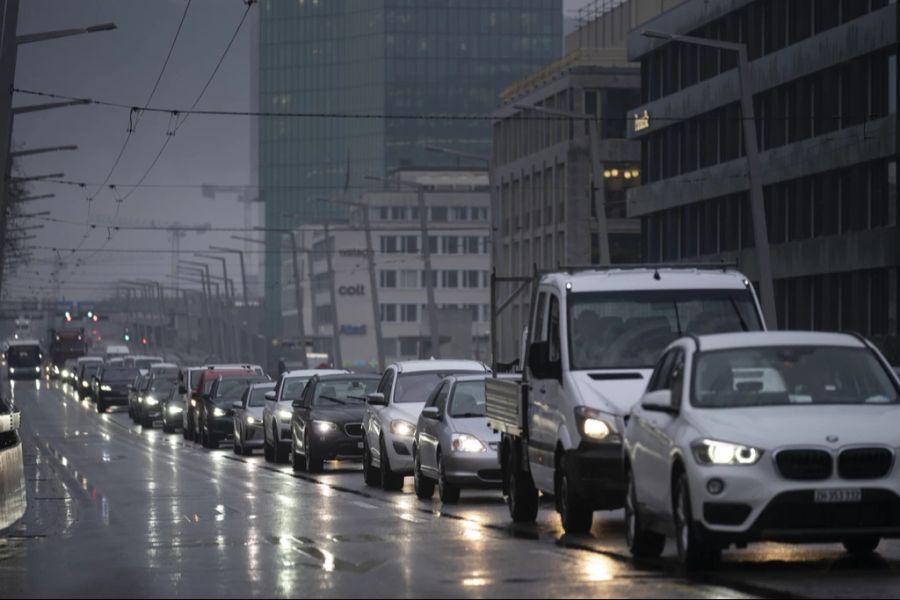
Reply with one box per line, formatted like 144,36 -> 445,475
249,381 -> 276,389
392,359 -> 489,374
7,339 -> 40,346
78,356 -> 104,363
201,368 -> 255,377
692,331 -> 867,352
314,373 -> 380,381
150,362 -> 178,370
283,369 -> 349,378
541,268 -> 750,293
447,374 -> 489,383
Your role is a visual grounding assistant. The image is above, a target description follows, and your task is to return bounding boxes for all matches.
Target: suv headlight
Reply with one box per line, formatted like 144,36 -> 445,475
451,433 -> 486,453
100,385 -> 112,392
574,406 -> 620,443
390,419 -> 416,437
314,420 -> 338,433
692,439 -> 762,466
213,407 -> 227,417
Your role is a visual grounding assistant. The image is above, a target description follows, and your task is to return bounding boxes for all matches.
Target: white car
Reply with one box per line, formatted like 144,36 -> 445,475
624,331 -> 900,570
263,368 -> 348,463
363,359 -> 490,491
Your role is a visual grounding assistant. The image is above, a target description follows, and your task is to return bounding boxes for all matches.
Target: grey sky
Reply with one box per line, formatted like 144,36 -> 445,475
12,0 -> 593,302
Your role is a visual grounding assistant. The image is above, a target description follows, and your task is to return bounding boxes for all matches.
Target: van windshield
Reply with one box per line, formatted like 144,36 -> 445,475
8,345 -> 40,367
567,289 -> 762,370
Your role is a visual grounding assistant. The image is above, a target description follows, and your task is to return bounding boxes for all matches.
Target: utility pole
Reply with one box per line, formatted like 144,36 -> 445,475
286,231 -> 308,369
361,204 -> 385,371
323,223 -> 342,369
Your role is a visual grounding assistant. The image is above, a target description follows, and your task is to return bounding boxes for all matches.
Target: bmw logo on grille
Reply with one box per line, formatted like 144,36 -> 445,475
826,435 -> 839,443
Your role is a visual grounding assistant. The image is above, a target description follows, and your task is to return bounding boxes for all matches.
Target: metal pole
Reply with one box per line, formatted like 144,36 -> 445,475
0,0 -> 20,301
737,46 -> 778,329
417,185 -> 441,357
287,232 -> 308,369
587,118 -> 611,265
362,204 -> 385,371
323,223 -> 342,369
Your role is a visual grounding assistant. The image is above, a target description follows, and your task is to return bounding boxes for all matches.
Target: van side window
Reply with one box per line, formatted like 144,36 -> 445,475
548,295 -> 561,363
533,292 -> 547,344
649,351 -> 676,392
670,350 -> 686,408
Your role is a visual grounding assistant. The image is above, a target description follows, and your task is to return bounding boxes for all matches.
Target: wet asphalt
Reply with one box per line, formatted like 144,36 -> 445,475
1,380 -> 898,598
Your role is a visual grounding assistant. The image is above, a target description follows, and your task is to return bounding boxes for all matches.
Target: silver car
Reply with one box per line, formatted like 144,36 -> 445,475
233,381 -> 275,456
413,374 -> 501,503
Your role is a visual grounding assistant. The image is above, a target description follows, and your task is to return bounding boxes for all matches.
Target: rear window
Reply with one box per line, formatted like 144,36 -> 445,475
215,377 -> 268,400
394,371 -> 485,404
102,367 -> 139,382
249,386 -> 274,407
200,370 -> 254,393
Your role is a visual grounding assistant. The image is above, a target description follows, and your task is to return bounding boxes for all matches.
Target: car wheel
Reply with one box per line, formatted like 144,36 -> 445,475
305,431 -> 324,473
437,452 -> 460,504
207,433 -> 219,449
625,468 -> 665,559
379,436 -> 404,491
233,430 -> 241,455
264,428 -> 275,462
507,444 -> 539,523
275,432 -> 289,463
96,399 -> 105,414
558,455 -> 592,534
291,437 -> 305,472
843,537 -> 880,555
413,449 -> 435,499
674,473 -> 720,571
362,439 -> 380,487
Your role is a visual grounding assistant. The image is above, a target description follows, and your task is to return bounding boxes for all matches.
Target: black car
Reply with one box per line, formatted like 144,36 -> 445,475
290,373 -> 379,473
128,373 -> 152,423
137,373 -> 179,428
199,374 -> 269,449
77,363 -> 102,401
92,366 -> 139,413
6,342 -> 42,380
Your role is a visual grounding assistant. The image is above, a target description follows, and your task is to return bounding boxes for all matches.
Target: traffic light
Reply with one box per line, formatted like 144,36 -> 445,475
124,329 -> 131,342
140,337 -> 148,346
64,311 -> 72,322
92,314 -> 99,322
86,311 -> 93,319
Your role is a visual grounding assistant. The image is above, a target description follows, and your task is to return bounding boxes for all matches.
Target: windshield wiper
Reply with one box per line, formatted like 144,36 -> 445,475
319,395 -> 347,405
346,395 -> 368,402
729,296 -> 750,332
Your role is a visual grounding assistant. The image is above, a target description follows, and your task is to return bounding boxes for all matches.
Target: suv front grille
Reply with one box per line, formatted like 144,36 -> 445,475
838,448 -> 893,480
776,449 -> 832,481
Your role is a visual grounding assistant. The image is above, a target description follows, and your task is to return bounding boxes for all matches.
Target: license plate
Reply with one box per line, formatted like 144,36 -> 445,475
153,420 -> 164,427
357,441 -> 364,449
814,488 -> 861,503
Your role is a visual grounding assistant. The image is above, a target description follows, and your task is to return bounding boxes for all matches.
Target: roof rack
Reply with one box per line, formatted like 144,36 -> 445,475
556,262 -> 738,273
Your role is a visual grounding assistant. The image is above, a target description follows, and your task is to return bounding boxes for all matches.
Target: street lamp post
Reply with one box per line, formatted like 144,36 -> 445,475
196,252 -> 239,360
365,174 -> 441,358
209,245 -> 252,358
641,30 -> 778,329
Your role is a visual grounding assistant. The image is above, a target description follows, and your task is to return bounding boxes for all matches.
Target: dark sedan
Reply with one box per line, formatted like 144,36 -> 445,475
290,373 -> 379,473
93,366 -> 140,413
199,374 -> 269,448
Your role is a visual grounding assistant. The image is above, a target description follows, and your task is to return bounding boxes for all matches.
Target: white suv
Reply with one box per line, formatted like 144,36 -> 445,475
363,359 -> 490,490
624,331 -> 900,570
263,368 -> 348,463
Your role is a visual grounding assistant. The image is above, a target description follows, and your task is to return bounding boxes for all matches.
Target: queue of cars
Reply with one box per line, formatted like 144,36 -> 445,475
42,267 -> 900,572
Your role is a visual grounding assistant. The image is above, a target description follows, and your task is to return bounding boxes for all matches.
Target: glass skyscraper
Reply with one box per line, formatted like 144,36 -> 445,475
258,0 -> 562,343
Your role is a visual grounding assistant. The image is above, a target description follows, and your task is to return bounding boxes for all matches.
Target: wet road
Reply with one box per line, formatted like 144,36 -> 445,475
2,381 -> 899,598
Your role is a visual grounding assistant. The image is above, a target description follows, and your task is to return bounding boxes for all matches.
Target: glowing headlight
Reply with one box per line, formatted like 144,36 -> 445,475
213,408 -> 227,417
61,370 -> 70,378
246,415 -> 258,425
100,385 -> 112,392
190,399 -> 197,407
574,406 -> 619,442
451,433 -> 486,453
277,409 -> 293,421
53,366 -> 60,375
145,396 -> 159,407
8,368 -> 14,374
35,367 -> 41,373
314,420 -> 338,433
81,380 -> 89,388
390,419 -> 416,437
693,439 -> 762,466
168,405 -> 183,415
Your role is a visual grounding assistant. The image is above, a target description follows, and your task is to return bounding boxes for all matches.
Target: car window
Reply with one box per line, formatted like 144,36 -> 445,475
215,377 -> 267,399
425,381 -> 446,408
647,351 -> 676,392
249,386 -> 272,407
448,381 -> 487,417
533,292 -> 547,343
434,382 -> 451,414
312,377 -> 378,406
280,377 -> 310,402
393,371 -> 483,404
377,369 -> 396,400
548,294 -> 561,363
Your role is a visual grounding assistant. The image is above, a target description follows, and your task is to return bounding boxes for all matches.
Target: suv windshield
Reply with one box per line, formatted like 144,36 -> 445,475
568,289 -> 762,370
102,367 -> 139,382
312,377 -> 378,406
448,381 -> 487,417
395,371 -> 484,404
692,346 -> 899,408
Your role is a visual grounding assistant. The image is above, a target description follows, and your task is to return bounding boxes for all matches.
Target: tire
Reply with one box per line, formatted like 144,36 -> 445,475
292,441 -> 305,472
437,452 -> 460,504
275,434 -> 289,463
507,444 -> 539,523
207,432 -> 219,449
163,421 -> 175,434
379,437 -> 405,491
625,468 -> 665,559
264,434 -> 275,462
363,439 -> 380,487
96,400 -> 106,414
413,450 -> 435,499
843,537 -> 880,555
674,473 -> 721,571
558,455 -> 593,534
305,431 -> 324,473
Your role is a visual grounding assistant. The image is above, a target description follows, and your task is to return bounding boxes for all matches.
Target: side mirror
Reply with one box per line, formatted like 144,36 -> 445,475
421,406 -> 441,420
232,401 -> 244,410
367,392 -> 387,406
264,391 -> 276,401
291,399 -> 306,409
528,341 -> 561,381
642,390 -> 676,414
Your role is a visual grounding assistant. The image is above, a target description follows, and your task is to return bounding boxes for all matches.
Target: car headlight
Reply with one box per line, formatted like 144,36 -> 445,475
692,439 -> 762,466
314,420 -> 338,434
451,433 -> 486,453
168,405 -> 183,415
53,366 -> 59,374
190,399 -> 197,407
35,367 -> 41,373
61,370 -> 70,378
246,415 -> 258,425
277,409 -> 293,421
100,385 -> 112,392
574,406 -> 620,443
390,419 -> 416,437
145,396 -> 159,407
8,368 -> 14,374
81,380 -> 88,388
213,408 -> 227,417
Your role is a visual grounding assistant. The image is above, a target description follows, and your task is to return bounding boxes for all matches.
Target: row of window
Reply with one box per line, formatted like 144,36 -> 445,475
380,303 -> 490,323
641,0 -> 891,103
379,269 -> 489,289
379,235 -> 490,254
642,51 -> 896,184
376,206 -> 488,222
642,159 -> 897,261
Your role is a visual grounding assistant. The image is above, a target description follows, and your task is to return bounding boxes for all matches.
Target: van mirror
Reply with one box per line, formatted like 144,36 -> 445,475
642,390 -> 675,414
528,341 -> 561,381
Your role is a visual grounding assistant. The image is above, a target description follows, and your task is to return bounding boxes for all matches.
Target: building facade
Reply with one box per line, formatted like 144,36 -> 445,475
280,170 -> 491,369
258,0 -> 562,348
626,0 -> 898,358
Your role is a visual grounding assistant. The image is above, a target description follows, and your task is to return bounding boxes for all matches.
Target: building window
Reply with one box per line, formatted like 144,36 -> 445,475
400,304 -> 418,323
463,270 -> 480,288
380,304 -> 397,323
400,269 -> 418,288
379,270 -> 397,288
442,270 -> 459,289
